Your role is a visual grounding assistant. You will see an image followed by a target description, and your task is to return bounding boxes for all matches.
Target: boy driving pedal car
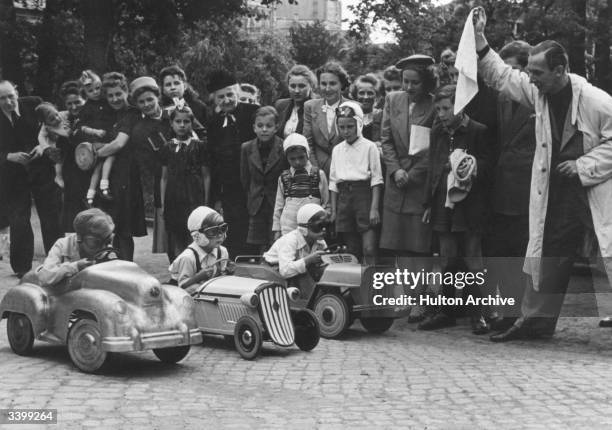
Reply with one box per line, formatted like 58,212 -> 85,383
263,204 -> 329,294
35,208 -> 115,287
168,206 -> 232,293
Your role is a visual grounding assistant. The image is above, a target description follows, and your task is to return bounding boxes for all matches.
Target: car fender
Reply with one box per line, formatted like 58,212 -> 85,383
51,288 -> 128,342
0,283 -> 49,336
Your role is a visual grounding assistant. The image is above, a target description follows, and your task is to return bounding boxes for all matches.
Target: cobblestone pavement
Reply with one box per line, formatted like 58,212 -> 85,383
1,217 -> 612,429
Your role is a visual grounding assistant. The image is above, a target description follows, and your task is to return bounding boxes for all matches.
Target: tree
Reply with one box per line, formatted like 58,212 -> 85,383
0,0 -> 24,87
289,21 -> 346,70
593,0 -> 612,92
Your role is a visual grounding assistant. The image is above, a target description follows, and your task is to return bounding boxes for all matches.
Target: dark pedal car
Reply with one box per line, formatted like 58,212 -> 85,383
0,248 -> 202,373
192,273 -> 320,360
234,252 -> 409,339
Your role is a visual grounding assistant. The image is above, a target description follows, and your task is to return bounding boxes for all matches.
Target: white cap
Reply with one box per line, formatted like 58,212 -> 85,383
187,206 -> 216,232
283,133 -> 309,154
297,203 -> 325,225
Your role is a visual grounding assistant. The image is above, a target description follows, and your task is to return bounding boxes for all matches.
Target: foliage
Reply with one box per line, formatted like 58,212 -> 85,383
289,20 -> 346,71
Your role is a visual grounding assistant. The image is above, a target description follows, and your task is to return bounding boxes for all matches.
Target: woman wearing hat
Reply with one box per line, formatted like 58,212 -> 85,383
275,64 -> 317,139
92,72 -> 147,261
380,55 -> 437,320
303,61 -> 351,177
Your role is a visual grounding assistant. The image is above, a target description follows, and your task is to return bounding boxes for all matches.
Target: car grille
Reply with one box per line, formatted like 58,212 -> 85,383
258,284 -> 294,347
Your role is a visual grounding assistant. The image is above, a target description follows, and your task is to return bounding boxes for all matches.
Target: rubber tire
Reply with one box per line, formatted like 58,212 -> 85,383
234,316 -> 263,360
293,309 -> 320,351
153,346 -> 190,363
7,313 -> 34,356
313,293 -> 350,339
361,317 -> 394,334
67,319 -> 109,373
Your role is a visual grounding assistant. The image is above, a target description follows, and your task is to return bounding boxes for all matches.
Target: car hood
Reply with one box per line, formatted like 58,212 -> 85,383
199,275 -> 273,297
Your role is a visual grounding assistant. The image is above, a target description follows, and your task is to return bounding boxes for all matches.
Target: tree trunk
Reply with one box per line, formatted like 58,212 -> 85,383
79,0 -> 115,73
34,0 -> 60,98
0,0 -> 24,89
567,0 -> 586,77
594,0 -> 612,93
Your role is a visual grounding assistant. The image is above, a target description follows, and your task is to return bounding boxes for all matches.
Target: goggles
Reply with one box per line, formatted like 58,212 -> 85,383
199,223 -> 228,238
80,232 -> 113,249
300,220 -> 330,233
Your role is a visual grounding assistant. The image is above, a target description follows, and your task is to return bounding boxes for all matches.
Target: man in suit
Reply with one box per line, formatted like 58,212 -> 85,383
484,42 -> 536,332
0,80 -> 62,276
206,71 -> 258,258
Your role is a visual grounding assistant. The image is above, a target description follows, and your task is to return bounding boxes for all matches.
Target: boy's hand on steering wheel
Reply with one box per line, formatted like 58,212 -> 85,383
304,250 -> 326,266
77,258 -> 94,271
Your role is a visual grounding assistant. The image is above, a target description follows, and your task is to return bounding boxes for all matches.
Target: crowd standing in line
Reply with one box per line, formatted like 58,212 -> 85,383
3,6 -> 612,342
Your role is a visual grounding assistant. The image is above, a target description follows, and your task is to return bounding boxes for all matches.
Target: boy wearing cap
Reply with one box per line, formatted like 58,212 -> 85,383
168,206 -> 230,292
35,208 -> 115,287
264,203 -> 328,280
272,133 -> 329,238
206,70 -> 258,258
329,101 -> 383,264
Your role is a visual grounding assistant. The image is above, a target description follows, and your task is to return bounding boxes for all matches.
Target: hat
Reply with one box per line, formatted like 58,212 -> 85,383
283,133 -> 309,154
396,54 -> 435,70
73,208 -> 114,239
336,100 -> 364,137
187,206 -> 216,232
297,203 -> 326,225
129,76 -> 159,96
207,70 -> 237,93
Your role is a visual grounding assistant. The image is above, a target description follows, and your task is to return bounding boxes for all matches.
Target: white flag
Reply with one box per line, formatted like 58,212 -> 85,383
454,9 -> 479,114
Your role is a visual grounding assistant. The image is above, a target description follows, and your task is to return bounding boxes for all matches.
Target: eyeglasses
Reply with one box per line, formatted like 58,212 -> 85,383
80,233 -> 113,249
199,223 -> 228,238
335,106 -> 357,118
300,220 -> 330,233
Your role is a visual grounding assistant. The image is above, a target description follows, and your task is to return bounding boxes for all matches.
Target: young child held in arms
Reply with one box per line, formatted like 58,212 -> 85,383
272,133 -> 329,238
168,206 -> 232,293
264,203 -> 328,281
35,102 -> 71,189
35,208 -> 114,287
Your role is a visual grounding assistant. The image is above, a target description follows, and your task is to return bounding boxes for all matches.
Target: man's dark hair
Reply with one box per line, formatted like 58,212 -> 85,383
499,41 -> 532,68
382,66 -> 401,82
530,40 -> 568,71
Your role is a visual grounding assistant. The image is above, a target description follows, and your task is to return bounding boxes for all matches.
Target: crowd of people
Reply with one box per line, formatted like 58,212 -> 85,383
3,6 -> 612,343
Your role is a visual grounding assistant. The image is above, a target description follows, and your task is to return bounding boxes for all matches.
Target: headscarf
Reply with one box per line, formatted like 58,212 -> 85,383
283,133 -> 309,155
336,100 -> 364,137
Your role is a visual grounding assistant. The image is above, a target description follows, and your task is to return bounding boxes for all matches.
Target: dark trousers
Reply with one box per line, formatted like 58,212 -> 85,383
485,213 -> 529,318
6,181 -> 62,273
223,194 -> 256,259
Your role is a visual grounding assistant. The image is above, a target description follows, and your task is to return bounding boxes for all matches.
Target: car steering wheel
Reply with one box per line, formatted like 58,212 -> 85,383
92,246 -> 121,264
323,244 -> 347,253
191,258 -> 233,297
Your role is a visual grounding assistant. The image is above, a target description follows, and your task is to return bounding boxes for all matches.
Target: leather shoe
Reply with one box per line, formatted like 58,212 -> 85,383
418,312 -> 456,330
490,317 -> 517,332
471,315 -> 490,335
490,324 -> 525,342
599,317 -> 612,328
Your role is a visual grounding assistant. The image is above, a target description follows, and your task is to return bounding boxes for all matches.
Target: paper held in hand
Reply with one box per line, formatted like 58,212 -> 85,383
409,125 -> 431,155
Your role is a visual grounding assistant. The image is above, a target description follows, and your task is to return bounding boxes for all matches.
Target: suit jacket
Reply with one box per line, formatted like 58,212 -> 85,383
493,95 -> 536,216
381,92 -> 435,214
208,102 -> 258,203
275,97 -> 310,138
0,96 -> 46,194
303,97 -> 346,177
240,136 -> 288,216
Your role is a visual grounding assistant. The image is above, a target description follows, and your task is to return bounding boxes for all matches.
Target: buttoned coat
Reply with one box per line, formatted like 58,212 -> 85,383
240,136 -> 288,216
303,97 -> 346,176
380,92 -> 435,214
274,97 -> 310,138
479,48 -> 612,285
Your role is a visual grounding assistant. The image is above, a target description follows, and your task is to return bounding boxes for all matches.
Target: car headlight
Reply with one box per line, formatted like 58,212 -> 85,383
240,293 -> 259,308
286,287 -> 300,302
115,300 -> 128,315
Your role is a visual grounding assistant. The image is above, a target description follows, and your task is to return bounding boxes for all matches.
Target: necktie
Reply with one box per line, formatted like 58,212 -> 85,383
10,111 -> 18,126
222,113 -> 236,128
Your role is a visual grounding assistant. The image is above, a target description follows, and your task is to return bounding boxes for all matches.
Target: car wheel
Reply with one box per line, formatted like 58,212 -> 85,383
234,316 -> 262,360
67,319 -> 109,373
313,293 -> 350,339
153,346 -> 190,364
7,313 -> 34,356
361,317 -> 394,334
292,309 -> 320,351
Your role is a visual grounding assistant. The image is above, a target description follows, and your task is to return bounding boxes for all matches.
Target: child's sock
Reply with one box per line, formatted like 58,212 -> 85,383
100,179 -> 109,191
86,189 -> 95,200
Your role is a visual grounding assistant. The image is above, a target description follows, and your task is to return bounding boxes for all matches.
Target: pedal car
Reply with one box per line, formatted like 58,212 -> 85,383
234,252 -> 409,339
0,248 -> 202,373
192,268 -> 319,360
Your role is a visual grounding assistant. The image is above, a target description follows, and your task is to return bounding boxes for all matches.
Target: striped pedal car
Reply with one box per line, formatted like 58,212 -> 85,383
192,276 -> 319,359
